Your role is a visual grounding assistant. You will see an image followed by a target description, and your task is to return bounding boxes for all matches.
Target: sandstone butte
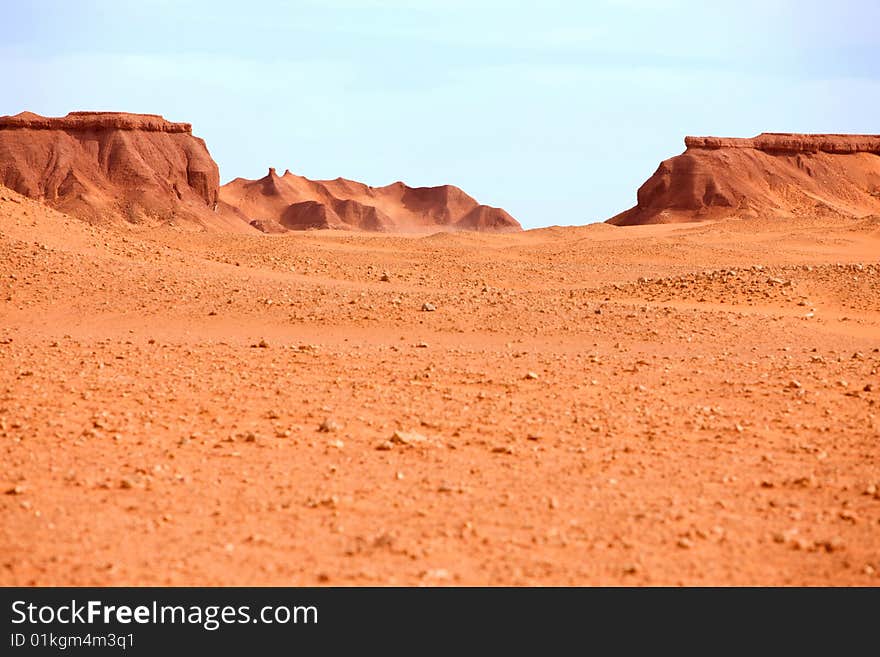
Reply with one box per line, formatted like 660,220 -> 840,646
0,111 -> 522,233
607,133 -> 880,226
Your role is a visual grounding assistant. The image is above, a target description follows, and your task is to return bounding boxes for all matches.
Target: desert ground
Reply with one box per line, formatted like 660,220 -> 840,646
1,187 -> 878,586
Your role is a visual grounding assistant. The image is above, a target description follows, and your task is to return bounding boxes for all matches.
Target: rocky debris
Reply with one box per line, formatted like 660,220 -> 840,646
421,302 -> 436,312
249,218 -> 288,234
376,430 -> 432,450
317,418 -> 341,433
390,430 -> 428,446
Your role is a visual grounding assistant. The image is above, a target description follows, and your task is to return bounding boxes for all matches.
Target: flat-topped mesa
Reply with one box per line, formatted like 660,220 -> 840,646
0,111 -> 193,133
685,133 -> 880,155
607,132 -> 880,226
0,110 -> 220,226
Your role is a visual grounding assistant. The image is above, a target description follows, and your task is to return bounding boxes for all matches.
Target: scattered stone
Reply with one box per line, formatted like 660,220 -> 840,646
525,371 -> 539,380
4,485 -> 25,495
838,509 -> 858,523
816,537 -> 845,553
421,302 -> 436,312
791,537 -> 811,551
390,430 -> 428,446
318,418 -> 341,433
380,272 -> 391,282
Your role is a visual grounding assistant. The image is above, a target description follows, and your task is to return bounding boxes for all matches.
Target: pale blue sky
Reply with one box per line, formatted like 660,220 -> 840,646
2,1 -> 878,227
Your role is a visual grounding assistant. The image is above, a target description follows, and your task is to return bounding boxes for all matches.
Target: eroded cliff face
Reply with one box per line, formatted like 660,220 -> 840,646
0,110 -> 520,233
608,134 -> 880,226
0,111 -> 220,225
220,168 -> 522,233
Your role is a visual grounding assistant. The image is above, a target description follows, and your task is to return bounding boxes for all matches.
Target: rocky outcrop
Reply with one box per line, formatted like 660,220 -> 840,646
0,111 -> 193,133
608,134 -> 880,226
221,168 -> 522,233
0,110 -> 521,233
0,111 -> 220,225
684,133 -> 880,155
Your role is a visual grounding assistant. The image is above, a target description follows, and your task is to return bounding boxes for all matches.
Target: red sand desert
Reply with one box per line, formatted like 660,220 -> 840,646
1,113 -> 879,585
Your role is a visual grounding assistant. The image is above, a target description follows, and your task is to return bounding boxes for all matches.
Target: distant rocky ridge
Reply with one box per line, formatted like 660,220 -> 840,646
220,168 -> 521,233
608,133 -> 880,226
0,111 -> 522,233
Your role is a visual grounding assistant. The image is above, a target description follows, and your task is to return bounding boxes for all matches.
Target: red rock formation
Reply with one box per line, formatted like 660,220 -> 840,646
0,111 -> 193,133
0,110 -> 520,233
221,168 -> 522,233
0,111 -> 220,225
684,133 -> 880,154
608,134 -> 880,225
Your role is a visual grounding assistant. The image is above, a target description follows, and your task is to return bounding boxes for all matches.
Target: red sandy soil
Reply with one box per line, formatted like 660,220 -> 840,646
220,168 -> 521,233
609,133 -> 880,225
1,184 -> 879,586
